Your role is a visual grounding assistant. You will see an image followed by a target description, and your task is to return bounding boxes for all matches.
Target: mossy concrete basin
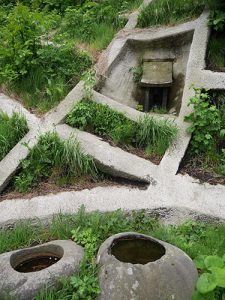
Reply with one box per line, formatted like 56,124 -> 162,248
97,232 -> 198,300
0,240 -> 83,300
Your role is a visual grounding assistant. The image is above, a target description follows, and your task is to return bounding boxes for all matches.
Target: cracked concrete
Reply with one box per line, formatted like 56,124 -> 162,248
0,3 -> 224,227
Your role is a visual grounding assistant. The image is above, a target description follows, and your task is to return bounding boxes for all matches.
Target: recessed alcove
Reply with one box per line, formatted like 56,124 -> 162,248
100,31 -> 194,115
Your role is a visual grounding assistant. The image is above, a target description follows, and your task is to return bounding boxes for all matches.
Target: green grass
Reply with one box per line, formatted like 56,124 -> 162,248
0,208 -> 225,299
137,0 -> 206,27
0,111 -> 28,161
91,23 -> 117,50
13,131 -> 98,193
66,100 -> 178,157
207,33 -> 225,71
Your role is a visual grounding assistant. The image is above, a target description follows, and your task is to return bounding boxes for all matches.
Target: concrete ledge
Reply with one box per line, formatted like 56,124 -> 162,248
56,124 -> 156,183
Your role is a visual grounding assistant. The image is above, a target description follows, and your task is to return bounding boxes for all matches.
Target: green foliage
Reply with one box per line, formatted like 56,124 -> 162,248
1,208 -> 225,298
129,65 -> 143,83
207,34 -> 225,71
137,115 -> 178,156
82,69 -> 96,100
66,100 -> 130,136
193,255 -> 225,299
209,10 -> 225,31
14,132 -> 97,192
58,0 -> 142,49
0,4 -> 50,83
185,89 -> 225,176
0,111 -> 28,161
66,100 -> 178,157
185,89 -> 221,154
137,0 -> 205,28
0,3 -> 91,112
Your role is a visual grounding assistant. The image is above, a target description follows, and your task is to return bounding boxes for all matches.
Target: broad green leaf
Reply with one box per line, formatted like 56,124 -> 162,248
196,273 -> 217,294
194,255 -> 207,270
211,267 -> 225,288
192,290 -> 215,300
205,256 -> 224,270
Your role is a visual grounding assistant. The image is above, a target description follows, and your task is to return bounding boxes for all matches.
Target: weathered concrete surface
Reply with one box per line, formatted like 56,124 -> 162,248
125,0 -> 153,30
97,232 -> 197,300
0,170 -> 225,227
56,124 -> 156,183
0,6 -> 224,229
0,93 -> 39,129
159,12 -> 211,176
0,240 -> 83,300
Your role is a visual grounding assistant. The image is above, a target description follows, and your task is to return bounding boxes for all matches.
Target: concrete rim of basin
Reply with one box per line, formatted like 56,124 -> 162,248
0,240 -> 84,300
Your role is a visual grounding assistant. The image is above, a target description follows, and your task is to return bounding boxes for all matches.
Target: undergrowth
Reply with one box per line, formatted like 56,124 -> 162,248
0,208 -> 225,299
0,3 -> 91,112
184,89 -> 225,176
0,111 -> 28,161
137,0 -> 206,28
66,100 -> 178,157
13,132 -> 98,193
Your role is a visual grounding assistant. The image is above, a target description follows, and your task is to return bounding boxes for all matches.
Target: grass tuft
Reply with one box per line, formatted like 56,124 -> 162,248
0,111 -> 28,161
137,0 -> 206,28
66,100 -> 178,158
14,132 -> 98,193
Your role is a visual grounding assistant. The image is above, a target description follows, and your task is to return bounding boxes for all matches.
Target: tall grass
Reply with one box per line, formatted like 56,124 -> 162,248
137,115 -> 178,155
91,23 -> 116,50
207,34 -> 225,71
66,100 -> 178,157
14,132 -> 98,192
137,0 -> 206,27
0,111 -> 28,161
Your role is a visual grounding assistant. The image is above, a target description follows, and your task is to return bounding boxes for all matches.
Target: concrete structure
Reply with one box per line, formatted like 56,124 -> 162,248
0,240 -> 83,300
0,1 -> 224,228
97,232 -> 197,300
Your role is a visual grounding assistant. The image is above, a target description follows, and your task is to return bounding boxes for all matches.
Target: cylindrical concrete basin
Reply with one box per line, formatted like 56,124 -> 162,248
0,240 -> 84,300
97,232 -> 198,300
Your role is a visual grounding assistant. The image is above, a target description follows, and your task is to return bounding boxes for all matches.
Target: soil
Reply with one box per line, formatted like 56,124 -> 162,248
0,176 -> 148,201
179,155 -> 225,186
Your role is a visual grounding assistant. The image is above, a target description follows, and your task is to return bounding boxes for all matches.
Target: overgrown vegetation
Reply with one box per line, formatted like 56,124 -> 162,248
13,132 -> 98,193
207,0 -> 225,72
184,89 -> 225,178
0,111 -> 28,161
193,254 -> 225,299
137,0 -> 206,28
0,4 -> 91,112
66,100 -> 178,158
0,208 -> 225,299
0,1 -> 142,113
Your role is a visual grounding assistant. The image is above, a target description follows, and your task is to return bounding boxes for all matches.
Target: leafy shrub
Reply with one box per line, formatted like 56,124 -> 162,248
185,89 -> 221,154
193,255 -> 225,299
0,111 -> 28,161
209,10 -> 225,31
185,89 -> 225,176
66,100 -> 178,157
66,100 -> 130,137
0,3 -> 91,111
14,132 -> 97,192
129,65 -> 143,83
